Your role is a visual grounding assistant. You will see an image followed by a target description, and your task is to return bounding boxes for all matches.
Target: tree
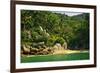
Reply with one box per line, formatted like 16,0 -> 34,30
21,10 -> 89,50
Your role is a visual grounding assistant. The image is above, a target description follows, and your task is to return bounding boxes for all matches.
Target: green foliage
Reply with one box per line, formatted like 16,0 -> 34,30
55,37 -> 65,45
21,10 -> 89,50
46,35 -> 57,46
21,31 -> 32,42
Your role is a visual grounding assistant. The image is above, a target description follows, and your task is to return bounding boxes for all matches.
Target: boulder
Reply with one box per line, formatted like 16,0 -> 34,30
62,42 -> 67,50
32,42 -> 44,49
53,43 -> 62,50
21,45 -> 30,55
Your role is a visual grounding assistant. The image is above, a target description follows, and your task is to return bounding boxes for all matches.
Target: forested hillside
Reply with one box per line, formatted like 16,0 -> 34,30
21,10 -> 89,55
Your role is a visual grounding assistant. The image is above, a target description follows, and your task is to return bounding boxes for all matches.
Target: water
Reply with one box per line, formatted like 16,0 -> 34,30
21,52 -> 89,63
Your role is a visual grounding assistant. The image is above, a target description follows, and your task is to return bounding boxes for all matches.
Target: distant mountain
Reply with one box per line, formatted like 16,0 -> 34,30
71,13 -> 89,21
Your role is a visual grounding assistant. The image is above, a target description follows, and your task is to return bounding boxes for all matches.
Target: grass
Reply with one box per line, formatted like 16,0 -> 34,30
21,52 -> 89,63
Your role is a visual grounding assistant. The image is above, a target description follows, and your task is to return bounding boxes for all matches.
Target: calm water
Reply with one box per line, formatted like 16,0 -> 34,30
21,52 -> 89,63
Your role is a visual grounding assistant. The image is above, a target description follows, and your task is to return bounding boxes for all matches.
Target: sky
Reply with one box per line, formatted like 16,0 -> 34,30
52,11 -> 83,16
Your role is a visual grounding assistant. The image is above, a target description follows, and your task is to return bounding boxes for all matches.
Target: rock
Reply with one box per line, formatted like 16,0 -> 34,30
43,48 -> 48,51
62,42 -> 67,50
53,43 -> 62,50
21,45 -> 30,55
30,52 -> 35,55
38,48 -> 44,52
32,42 -> 45,49
30,48 -> 38,52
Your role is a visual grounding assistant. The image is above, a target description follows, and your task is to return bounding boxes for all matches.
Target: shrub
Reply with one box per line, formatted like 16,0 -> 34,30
46,35 -> 57,46
21,31 -> 32,42
54,37 -> 65,45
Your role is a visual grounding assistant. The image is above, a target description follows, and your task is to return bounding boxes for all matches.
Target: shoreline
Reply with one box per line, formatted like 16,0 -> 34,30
21,50 -> 89,57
